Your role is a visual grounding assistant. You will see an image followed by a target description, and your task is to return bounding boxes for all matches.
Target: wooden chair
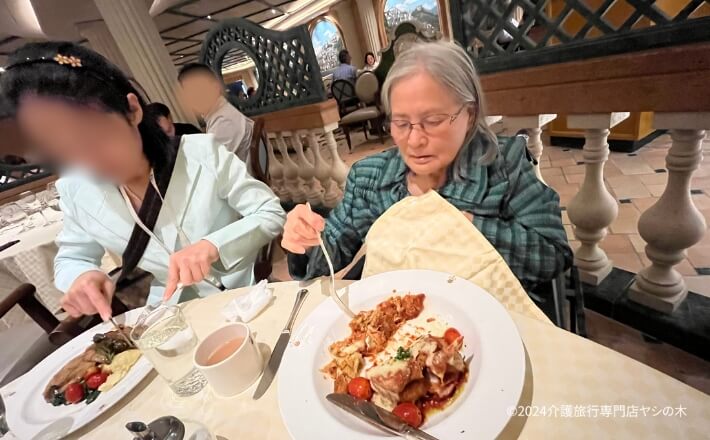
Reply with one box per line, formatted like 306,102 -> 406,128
338,72 -> 385,151
248,117 -> 277,281
331,79 -> 360,117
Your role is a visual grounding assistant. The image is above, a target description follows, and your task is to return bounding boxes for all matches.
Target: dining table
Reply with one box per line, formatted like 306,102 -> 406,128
8,277 -> 699,440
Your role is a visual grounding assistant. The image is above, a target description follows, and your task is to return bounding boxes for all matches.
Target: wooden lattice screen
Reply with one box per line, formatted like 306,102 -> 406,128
200,18 -> 327,117
450,0 -> 710,73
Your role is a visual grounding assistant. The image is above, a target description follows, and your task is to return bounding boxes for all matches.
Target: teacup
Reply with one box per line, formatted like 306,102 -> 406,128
193,323 -> 263,397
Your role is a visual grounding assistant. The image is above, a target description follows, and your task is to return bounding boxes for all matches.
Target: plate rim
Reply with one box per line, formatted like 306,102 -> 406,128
1,307 -> 153,439
277,269 -> 526,440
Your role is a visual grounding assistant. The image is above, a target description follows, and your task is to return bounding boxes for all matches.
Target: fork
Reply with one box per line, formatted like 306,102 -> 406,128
307,203 -> 354,317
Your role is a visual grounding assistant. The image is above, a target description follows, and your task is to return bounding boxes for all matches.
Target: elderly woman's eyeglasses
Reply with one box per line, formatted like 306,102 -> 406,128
388,104 -> 468,138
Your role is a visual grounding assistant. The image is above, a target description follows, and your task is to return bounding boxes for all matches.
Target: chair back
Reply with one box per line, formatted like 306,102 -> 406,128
355,72 -> 379,105
331,79 -> 356,105
248,118 -> 269,184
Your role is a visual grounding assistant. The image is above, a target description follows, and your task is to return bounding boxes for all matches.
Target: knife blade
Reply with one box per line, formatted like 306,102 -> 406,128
252,289 -> 309,399
0,240 -> 20,253
327,393 -> 440,440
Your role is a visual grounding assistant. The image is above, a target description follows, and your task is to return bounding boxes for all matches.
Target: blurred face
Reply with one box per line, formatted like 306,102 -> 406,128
156,115 -> 175,137
16,94 -> 145,184
366,54 -> 375,66
179,72 -> 223,116
389,70 -> 474,177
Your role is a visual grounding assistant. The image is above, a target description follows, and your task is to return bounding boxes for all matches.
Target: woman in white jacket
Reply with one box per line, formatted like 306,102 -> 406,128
1,42 -> 286,320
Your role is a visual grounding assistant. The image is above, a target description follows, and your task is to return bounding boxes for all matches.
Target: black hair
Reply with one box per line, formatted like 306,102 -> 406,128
0,41 -> 172,169
365,52 -> 375,63
177,62 -> 216,82
338,49 -> 350,64
146,102 -> 171,118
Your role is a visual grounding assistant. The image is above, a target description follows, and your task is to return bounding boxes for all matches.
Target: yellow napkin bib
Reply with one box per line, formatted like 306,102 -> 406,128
363,191 -> 550,323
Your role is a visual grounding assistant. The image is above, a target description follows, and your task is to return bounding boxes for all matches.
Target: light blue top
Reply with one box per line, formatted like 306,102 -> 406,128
332,63 -> 358,83
54,134 -> 286,304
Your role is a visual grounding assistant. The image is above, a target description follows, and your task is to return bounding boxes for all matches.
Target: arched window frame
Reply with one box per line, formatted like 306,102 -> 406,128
376,0 -> 449,46
308,15 -> 347,72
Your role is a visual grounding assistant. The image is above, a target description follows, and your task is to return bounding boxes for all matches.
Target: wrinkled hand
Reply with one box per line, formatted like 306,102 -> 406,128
281,204 -> 326,254
61,270 -> 115,321
163,240 -> 219,300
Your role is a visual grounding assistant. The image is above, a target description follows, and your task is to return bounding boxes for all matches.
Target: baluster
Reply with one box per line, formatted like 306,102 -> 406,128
293,130 -> 323,206
276,132 -> 306,203
629,113 -> 710,313
308,130 -> 341,208
567,113 -> 630,285
265,134 -> 289,201
503,114 -> 557,182
324,124 -> 349,190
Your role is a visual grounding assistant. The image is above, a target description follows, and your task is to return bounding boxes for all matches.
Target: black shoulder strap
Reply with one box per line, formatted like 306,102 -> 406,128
117,135 -> 181,283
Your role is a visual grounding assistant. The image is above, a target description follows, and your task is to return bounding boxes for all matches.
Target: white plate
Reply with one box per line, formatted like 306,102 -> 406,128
278,269 -> 525,440
1,308 -> 153,439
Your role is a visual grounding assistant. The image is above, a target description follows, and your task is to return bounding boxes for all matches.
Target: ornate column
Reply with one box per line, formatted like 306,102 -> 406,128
265,134 -> 289,201
629,113 -> 710,313
93,0 -> 195,123
503,114 -> 557,182
76,20 -> 132,75
276,133 -> 307,203
308,131 -> 341,208
355,0 -> 382,55
323,123 -> 349,190
292,131 -> 324,206
567,113 -> 630,285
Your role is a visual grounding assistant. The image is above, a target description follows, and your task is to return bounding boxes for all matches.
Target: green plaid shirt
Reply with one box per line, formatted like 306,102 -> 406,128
289,135 -> 572,290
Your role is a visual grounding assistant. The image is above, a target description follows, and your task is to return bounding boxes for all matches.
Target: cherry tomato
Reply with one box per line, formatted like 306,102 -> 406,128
392,402 -> 423,428
347,377 -> 373,400
64,383 -> 85,404
83,366 -> 99,381
85,372 -> 109,390
444,328 -> 462,345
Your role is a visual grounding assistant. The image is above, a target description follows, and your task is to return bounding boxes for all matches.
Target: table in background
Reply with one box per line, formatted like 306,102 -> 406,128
49,279 -> 710,440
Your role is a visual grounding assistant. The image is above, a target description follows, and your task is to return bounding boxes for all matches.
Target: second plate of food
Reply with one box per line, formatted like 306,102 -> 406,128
278,269 -> 526,440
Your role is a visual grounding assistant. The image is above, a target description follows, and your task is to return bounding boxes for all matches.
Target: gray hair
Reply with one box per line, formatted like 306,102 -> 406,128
381,40 -> 498,175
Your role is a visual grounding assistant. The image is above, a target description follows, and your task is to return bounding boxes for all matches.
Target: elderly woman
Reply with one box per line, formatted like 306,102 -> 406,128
282,41 -> 571,290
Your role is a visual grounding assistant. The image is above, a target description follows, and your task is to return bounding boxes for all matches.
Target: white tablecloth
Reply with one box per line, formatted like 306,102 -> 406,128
11,279 -> 700,440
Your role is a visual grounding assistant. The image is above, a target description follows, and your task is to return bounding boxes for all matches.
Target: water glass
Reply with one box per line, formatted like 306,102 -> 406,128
130,305 -> 207,397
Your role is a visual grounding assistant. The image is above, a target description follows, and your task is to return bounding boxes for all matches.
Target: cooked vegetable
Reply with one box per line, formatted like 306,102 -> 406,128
394,346 -> 411,361
392,402 -> 423,428
49,387 -> 65,406
86,372 -> 109,390
84,388 -> 101,404
64,383 -> 85,404
443,328 -> 462,345
347,377 -> 373,400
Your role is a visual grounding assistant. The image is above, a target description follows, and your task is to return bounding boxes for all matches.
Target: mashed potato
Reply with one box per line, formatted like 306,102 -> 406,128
98,349 -> 142,392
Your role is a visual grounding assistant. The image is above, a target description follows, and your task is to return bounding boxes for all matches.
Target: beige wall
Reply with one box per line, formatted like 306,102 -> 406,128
331,0 -> 366,68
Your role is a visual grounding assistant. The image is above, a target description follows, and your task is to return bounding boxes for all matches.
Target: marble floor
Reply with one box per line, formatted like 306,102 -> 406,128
271,128 -> 710,395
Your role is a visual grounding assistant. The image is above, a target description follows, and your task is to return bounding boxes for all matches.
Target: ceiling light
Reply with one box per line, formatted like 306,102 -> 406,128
0,67 -> 5,72
271,8 -> 278,14
207,15 -> 212,19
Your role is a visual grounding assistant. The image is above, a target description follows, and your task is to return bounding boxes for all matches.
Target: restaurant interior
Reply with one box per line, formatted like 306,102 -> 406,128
0,0 -> 709,439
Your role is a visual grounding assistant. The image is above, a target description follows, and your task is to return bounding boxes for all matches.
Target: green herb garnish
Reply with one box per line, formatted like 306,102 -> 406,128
394,346 -> 411,361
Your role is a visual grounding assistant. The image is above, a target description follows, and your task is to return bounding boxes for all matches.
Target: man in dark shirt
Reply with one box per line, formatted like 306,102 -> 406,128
146,102 -> 201,137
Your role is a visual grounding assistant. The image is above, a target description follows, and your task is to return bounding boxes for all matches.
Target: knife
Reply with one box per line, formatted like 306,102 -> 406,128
252,289 -> 309,399
327,393 -> 440,440
0,240 -> 19,253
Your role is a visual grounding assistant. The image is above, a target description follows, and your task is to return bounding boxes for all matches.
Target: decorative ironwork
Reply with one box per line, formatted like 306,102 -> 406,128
200,17 -> 327,117
0,163 -> 50,193
450,0 -> 710,73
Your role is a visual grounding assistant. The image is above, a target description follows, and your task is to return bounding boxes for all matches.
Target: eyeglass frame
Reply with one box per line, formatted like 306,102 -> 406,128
386,103 -> 475,138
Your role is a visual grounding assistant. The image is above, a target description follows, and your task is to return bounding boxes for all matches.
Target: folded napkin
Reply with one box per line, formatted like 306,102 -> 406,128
221,279 -> 273,323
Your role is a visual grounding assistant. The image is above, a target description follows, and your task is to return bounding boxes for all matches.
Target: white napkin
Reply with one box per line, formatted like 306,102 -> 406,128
41,207 -> 63,223
221,279 -> 273,323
